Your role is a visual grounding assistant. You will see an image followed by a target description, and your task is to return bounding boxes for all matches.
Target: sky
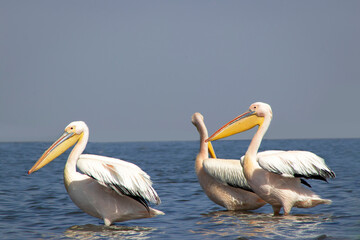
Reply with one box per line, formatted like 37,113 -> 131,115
1,1 -> 359,142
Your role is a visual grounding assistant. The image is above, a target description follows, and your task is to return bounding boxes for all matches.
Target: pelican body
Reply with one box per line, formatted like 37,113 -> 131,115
28,121 -> 164,225
207,102 -> 335,215
192,113 -> 266,210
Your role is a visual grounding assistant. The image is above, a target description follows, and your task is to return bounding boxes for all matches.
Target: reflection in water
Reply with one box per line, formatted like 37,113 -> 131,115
64,224 -> 156,240
191,210 -> 333,239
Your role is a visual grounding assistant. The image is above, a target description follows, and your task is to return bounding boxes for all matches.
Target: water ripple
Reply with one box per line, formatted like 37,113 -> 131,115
0,139 -> 359,239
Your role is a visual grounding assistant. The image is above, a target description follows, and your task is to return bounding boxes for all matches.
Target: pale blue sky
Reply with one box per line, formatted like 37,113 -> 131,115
1,1 -> 359,142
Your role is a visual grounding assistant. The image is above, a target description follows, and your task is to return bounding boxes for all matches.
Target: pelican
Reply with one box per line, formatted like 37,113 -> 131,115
28,121 -> 164,225
206,102 -> 335,215
192,112 -> 266,210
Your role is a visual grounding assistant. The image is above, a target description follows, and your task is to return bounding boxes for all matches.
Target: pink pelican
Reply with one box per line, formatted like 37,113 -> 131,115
28,121 -> 164,225
192,112 -> 266,210
206,102 -> 335,215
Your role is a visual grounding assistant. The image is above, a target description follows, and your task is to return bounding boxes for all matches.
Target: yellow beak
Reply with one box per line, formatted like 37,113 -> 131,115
208,141 -> 217,158
206,110 -> 264,142
28,131 -> 81,174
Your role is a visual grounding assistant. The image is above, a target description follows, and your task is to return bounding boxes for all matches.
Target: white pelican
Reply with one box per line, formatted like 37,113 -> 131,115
192,112 -> 266,210
206,102 -> 335,215
28,121 -> 164,225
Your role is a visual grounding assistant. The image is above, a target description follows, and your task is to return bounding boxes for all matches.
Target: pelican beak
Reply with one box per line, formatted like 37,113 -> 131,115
208,141 -> 217,158
206,110 -> 264,142
28,131 -> 82,174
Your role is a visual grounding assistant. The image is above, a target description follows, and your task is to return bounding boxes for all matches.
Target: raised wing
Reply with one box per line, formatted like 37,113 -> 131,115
203,158 -> 253,192
77,154 -> 161,209
253,150 -> 336,181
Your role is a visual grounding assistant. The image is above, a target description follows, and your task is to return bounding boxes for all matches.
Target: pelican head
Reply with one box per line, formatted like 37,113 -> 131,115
206,102 -> 272,142
28,121 -> 87,174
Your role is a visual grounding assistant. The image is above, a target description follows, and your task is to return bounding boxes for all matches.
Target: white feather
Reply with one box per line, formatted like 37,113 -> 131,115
77,154 -> 161,205
246,150 -> 336,179
203,158 -> 252,191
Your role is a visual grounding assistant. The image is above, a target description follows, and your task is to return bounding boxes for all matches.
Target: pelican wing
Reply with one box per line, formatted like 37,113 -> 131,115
203,158 -> 253,192
77,154 -> 161,208
253,150 -> 336,181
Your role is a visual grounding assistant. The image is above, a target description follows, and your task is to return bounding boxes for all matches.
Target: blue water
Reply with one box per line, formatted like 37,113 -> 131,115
0,139 -> 359,239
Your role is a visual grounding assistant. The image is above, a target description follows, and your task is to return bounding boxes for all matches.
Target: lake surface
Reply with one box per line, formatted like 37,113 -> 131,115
0,139 -> 359,239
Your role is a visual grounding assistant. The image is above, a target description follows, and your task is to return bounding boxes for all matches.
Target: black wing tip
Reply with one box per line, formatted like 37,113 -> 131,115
301,179 -> 312,188
294,168 -> 336,182
111,184 -> 151,212
320,169 -> 336,180
131,195 -> 151,212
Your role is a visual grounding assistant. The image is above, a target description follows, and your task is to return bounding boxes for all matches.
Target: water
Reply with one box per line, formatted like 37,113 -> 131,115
0,139 -> 359,239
